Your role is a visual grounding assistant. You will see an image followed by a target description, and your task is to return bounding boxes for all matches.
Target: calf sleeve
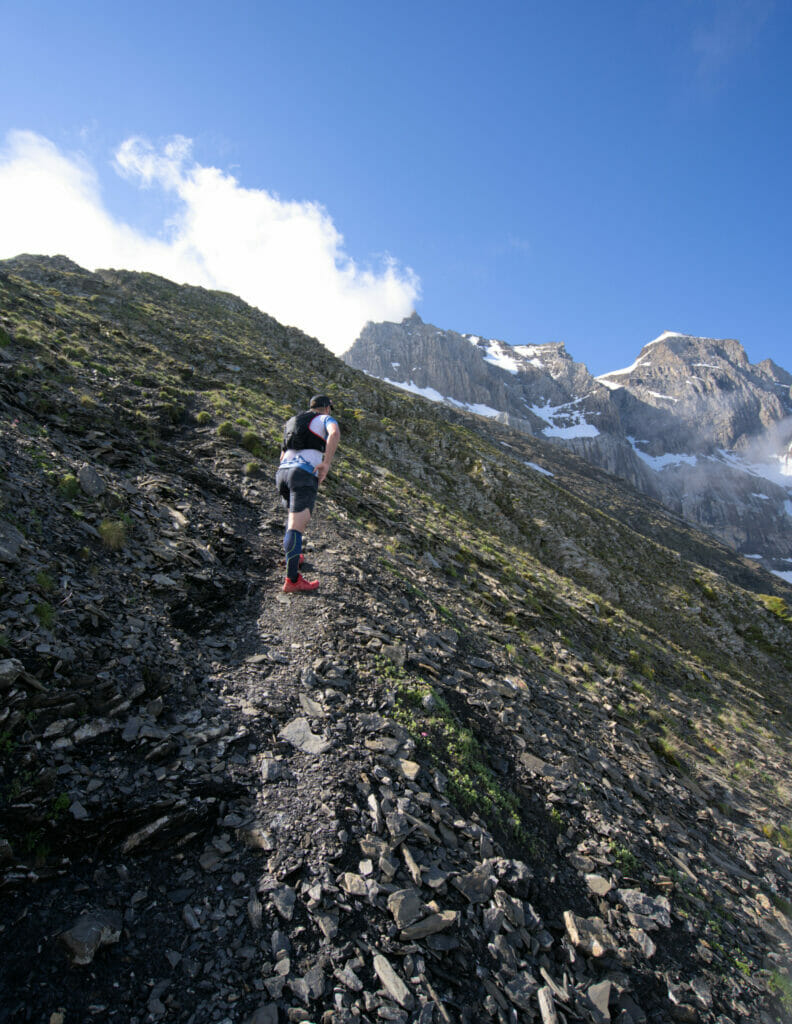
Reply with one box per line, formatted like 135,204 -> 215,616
283,529 -> 302,582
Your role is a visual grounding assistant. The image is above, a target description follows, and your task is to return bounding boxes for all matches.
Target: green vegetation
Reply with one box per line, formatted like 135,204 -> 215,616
51,792 -> 71,818
769,969 -> 792,1015
99,518 -> 127,550
761,822 -> 792,853
386,659 -> 523,837
757,594 -> 791,622
241,430 -> 263,456
609,841 -> 640,876
35,601 -> 55,629
218,420 -> 241,441
57,473 -> 80,499
649,734 -> 684,769
35,570 -> 55,592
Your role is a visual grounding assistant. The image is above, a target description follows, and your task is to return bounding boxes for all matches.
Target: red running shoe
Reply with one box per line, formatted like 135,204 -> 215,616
282,573 -> 319,593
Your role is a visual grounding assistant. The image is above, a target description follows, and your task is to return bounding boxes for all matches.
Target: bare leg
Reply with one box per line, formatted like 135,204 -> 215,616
287,509 -> 311,533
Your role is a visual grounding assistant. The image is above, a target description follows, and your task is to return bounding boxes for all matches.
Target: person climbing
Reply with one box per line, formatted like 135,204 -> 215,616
276,394 -> 340,592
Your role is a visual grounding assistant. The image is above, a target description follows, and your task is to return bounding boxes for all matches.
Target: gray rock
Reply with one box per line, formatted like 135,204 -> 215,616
503,969 -> 539,1011
537,985 -> 560,1024
373,953 -> 414,1010
245,1004 -> 279,1024
400,910 -> 457,940
271,929 -> 290,957
182,905 -> 200,930
616,888 -> 671,928
278,716 -> 331,755
453,863 -> 497,904
260,756 -> 289,782
78,463 -> 106,497
629,926 -> 656,958
339,872 -> 368,897
335,963 -> 364,991
60,910 -> 122,964
316,912 -> 338,939
0,520 -> 25,563
398,759 -> 421,781
247,894 -> 263,930
73,718 -> 116,743
0,658 -> 24,689
69,799 -> 89,820
587,980 -> 613,1022
585,873 -> 613,896
563,911 -> 618,957
122,716 -> 142,742
690,977 -> 712,1009
387,888 -> 425,929
289,964 -> 325,1002
270,885 -> 296,920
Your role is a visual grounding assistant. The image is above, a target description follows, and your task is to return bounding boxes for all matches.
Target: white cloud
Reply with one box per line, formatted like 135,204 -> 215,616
0,130 -> 419,355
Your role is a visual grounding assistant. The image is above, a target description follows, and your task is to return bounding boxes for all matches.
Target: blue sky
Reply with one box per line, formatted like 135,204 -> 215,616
1,0 -> 790,374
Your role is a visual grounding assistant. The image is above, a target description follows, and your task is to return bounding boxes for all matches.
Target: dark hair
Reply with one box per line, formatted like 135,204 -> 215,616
309,394 -> 333,410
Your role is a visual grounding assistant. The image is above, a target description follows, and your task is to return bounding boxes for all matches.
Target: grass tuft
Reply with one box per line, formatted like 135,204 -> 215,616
99,518 -> 127,550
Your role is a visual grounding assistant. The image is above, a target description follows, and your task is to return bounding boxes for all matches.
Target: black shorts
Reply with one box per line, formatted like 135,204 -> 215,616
276,465 -> 319,514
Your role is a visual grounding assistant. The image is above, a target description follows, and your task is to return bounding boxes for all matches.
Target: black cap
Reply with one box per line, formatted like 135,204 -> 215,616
309,394 -> 333,410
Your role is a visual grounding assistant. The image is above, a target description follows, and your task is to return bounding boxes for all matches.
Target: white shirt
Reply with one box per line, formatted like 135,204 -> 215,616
280,414 -> 338,472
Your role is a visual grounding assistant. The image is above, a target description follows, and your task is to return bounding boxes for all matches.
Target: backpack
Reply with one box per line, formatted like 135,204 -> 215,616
281,411 -> 327,455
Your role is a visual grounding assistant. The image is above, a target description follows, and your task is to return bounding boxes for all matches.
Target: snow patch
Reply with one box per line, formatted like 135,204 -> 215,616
450,399 -> 502,418
751,493 -> 771,500
513,345 -> 548,368
627,437 -> 698,470
483,342 -> 520,375
772,570 -> 792,584
383,377 -> 445,403
382,377 -> 502,419
716,449 -> 792,486
647,391 -> 679,402
530,401 -> 600,439
466,334 -> 522,374
646,331 -> 683,347
596,357 -> 651,381
525,461 -> 554,477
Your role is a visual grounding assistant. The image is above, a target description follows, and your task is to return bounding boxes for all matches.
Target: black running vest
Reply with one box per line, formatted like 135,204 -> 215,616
281,411 -> 327,455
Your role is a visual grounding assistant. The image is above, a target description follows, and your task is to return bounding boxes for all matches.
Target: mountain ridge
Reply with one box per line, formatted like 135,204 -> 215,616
345,317 -> 792,573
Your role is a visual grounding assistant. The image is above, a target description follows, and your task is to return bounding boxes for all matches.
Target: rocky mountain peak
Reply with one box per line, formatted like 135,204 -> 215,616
347,317 -> 792,573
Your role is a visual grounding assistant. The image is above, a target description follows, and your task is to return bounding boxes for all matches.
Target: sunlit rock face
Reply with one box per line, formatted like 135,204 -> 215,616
347,321 -> 792,571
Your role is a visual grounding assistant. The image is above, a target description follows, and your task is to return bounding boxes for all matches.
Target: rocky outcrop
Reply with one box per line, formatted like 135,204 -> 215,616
599,333 -> 792,451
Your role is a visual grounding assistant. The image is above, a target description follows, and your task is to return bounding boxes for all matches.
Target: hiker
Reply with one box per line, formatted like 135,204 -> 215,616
276,394 -> 340,592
